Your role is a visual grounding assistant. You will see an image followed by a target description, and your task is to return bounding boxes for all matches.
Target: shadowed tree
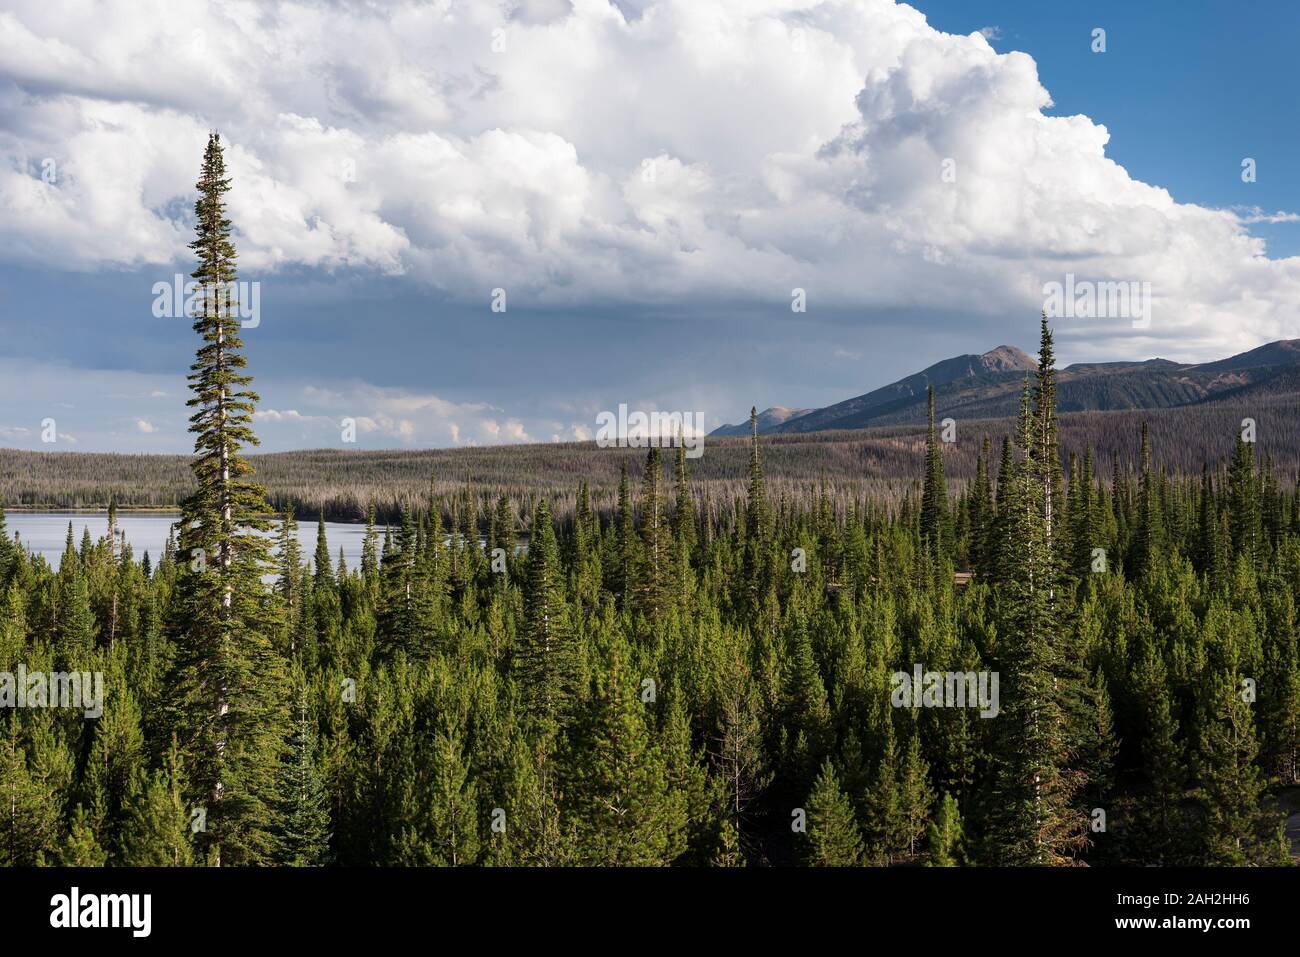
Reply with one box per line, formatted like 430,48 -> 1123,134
272,690 -> 332,866
803,758 -> 863,866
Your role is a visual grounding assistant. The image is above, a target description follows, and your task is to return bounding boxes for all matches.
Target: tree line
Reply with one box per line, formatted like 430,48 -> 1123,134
4,406 -> 1298,528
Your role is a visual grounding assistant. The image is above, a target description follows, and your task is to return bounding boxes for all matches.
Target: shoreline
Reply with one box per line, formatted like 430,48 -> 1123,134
3,506 -> 182,514
3,506 -> 372,525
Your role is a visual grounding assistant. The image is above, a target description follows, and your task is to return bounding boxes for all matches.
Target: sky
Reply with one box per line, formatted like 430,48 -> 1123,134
1,0 -> 1298,453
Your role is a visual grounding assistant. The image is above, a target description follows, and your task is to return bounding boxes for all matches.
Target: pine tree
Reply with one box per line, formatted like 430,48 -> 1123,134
493,494 -> 514,561
120,742 -> 196,866
0,579 -> 27,669
565,641 -> 685,865
864,720 -> 904,864
50,805 -> 108,866
308,514 -> 341,670
743,407 -> 772,605
990,435 -> 1018,584
82,674 -> 146,842
272,691 -> 332,866
400,719 -> 480,867
1031,315 -> 1064,550
920,385 -> 951,556
613,461 -> 637,606
0,500 -> 13,580
519,501 -> 571,718
0,718 -> 71,866
105,496 -> 123,650
803,758 -> 863,866
1131,422 -> 1162,578
377,509 -> 418,657
1226,435 -> 1260,568
635,447 -> 672,619
1195,464 -> 1219,580
710,814 -> 745,867
1130,642 -> 1186,864
495,729 -> 570,866
58,569 -> 95,663
573,481 -> 593,567
1069,446 -> 1099,580
986,321 -> 1085,866
360,503 -> 379,585
782,615 -> 831,785
166,132 -> 288,866
274,506 -> 303,658
926,792 -> 966,866
570,481 -> 599,614
898,729 -> 935,859
969,437 -> 993,575
1194,652 -> 1279,864
1259,616 -> 1300,785
312,511 -> 334,592
711,648 -> 770,856
275,506 -> 302,608
672,440 -> 696,557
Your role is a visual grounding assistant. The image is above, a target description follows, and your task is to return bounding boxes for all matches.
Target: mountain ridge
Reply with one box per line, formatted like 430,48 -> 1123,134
714,339 -> 1300,436
709,405 -> 816,437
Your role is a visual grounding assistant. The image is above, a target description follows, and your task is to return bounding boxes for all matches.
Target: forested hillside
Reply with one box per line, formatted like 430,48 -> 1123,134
5,399 -> 1300,526
1,135 -> 1295,869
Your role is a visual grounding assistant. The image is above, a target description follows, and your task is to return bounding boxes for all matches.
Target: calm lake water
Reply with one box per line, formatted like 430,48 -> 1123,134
5,511 -> 372,572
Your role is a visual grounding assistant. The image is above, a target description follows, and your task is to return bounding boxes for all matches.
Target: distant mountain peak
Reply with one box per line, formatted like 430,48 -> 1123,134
709,405 -> 815,437
979,345 -> 1036,372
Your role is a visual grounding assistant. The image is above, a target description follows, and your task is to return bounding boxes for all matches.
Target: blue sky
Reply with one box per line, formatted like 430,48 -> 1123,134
1,0 -> 1298,453
919,0 -> 1300,258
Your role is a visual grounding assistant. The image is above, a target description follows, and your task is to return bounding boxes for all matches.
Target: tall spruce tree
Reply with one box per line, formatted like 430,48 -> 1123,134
520,501 -> 570,719
636,447 -> 672,619
986,320 -> 1085,866
969,438 -> 993,576
275,507 -> 302,610
166,132 -> 288,866
920,385 -> 951,556
1131,423 -> 1162,578
1226,435 -> 1260,568
743,407 -> 772,605
613,461 -> 637,606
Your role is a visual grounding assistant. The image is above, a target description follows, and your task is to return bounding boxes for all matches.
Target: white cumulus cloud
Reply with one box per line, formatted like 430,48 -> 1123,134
0,0 -> 1296,365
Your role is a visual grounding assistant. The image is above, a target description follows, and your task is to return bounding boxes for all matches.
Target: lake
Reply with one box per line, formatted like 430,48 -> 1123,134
4,511 -> 373,572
